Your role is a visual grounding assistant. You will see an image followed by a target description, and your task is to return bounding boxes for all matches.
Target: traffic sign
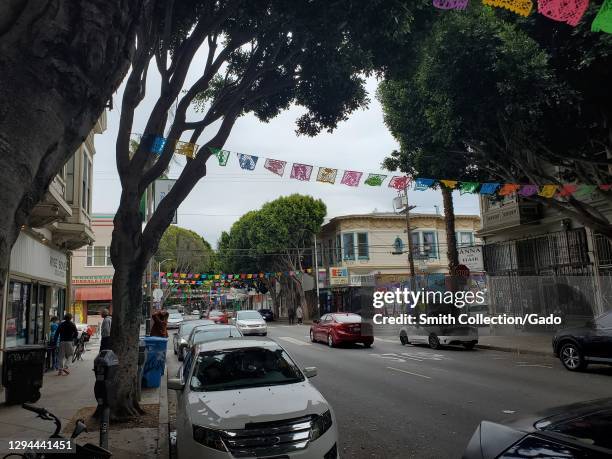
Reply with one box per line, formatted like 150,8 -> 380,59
453,264 -> 470,277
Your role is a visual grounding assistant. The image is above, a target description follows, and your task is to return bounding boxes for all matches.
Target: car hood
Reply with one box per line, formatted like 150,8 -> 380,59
186,382 -> 328,429
237,319 -> 266,326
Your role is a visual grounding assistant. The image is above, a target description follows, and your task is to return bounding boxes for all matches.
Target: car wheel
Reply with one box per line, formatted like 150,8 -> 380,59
310,330 -> 316,343
327,333 -> 335,348
178,348 -> 184,361
463,342 -> 475,350
428,334 -> 441,350
560,342 -> 587,371
363,342 -> 372,348
400,332 -> 408,346
262,332 -> 267,336
173,345 -> 177,355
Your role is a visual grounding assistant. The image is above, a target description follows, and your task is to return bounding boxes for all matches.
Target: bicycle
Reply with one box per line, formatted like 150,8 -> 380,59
2,403 -> 111,458
72,331 -> 89,363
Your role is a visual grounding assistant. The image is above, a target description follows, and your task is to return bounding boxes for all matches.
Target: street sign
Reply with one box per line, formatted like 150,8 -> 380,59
458,246 -> 484,272
453,264 -> 470,277
153,288 -> 163,301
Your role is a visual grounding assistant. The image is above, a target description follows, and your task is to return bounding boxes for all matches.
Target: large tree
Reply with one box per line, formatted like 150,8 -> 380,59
0,0 -> 142,314
108,0 -> 423,417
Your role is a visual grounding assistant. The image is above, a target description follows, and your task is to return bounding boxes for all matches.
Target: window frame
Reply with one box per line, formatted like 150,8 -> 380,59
357,232 -> 369,260
342,233 -> 355,261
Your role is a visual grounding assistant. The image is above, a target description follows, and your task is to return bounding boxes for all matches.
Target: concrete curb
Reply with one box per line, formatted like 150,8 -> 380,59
475,344 -> 553,358
157,368 -> 169,459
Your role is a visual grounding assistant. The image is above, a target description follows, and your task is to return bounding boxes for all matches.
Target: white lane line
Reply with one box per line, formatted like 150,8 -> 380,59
387,366 -> 431,379
277,336 -> 312,346
516,364 -> 552,368
375,337 -> 398,343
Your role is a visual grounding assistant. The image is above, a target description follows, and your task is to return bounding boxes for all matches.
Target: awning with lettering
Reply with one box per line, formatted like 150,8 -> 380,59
74,286 -> 112,301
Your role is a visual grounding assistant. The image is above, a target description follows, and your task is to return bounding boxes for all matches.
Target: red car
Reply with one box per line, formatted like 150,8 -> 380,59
310,313 -> 373,348
207,309 -> 229,324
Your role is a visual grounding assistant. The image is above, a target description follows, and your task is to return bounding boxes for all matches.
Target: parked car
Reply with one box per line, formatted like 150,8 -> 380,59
169,338 -> 338,459
553,310 -> 612,371
310,313 -> 373,348
167,312 -> 184,329
258,308 -> 274,321
191,310 -> 200,317
173,319 -> 214,361
232,310 -> 267,336
462,397 -> 612,459
208,309 -> 229,324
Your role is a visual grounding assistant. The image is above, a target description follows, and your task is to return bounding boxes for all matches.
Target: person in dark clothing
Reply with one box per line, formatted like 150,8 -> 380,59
100,308 -> 112,350
150,310 -> 169,337
288,308 -> 295,325
54,313 -> 78,375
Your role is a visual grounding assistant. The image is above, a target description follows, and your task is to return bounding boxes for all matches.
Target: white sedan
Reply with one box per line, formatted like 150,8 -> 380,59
232,310 -> 267,336
169,338 -> 338,459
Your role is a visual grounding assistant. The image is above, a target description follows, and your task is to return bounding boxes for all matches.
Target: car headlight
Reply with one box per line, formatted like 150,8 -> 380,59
193,425 -> 227,452
310,410 -> 333,441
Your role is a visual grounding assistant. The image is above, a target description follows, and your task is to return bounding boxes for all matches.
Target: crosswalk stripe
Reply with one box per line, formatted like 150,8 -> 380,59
277,336 -> 312,346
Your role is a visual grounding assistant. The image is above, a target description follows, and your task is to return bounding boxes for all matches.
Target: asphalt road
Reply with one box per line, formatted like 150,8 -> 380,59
267,323 -> 612,459
166,320 -> 612,459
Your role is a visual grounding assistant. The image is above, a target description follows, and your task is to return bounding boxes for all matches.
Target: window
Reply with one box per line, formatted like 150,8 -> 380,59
357,233 -> 369,259
335,234 -> 342,263
411,231 -> 438,259
65,156 -> 75,204
456,231 -> 474,247
82,152 -> 92,213
87,246 -> 112,267
342,233 -> 355,260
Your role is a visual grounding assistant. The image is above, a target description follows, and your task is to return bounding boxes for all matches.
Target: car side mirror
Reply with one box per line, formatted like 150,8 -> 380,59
168,378 -> 185,391
303,367 -> 317,378
312,319 -> 319,324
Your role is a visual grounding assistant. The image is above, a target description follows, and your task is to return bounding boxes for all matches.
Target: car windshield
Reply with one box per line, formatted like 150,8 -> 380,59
169,313 -> 182,320
190,346 -> 305,391
237,311 -> 262,320
334,314 -> 362,323
191,327 -> 241,345
209,311 -> 223,317
180,321 -> 211,337
540,409 -> 612,451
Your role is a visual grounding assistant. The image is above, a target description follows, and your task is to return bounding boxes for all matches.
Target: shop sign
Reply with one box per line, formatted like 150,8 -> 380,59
329,267 -> 349,286
458,246 -> 484,272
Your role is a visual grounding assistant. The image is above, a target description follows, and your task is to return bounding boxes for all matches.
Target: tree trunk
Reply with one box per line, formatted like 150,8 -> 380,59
0,0 -> 139,321
108,198 -> 149,419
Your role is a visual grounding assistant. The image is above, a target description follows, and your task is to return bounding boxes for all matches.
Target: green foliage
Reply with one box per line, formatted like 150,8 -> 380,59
155,225 -> 214,273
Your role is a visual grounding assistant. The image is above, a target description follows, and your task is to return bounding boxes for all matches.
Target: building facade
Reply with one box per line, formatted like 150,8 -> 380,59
0,113 -> 106,352
316,212 -> 481,315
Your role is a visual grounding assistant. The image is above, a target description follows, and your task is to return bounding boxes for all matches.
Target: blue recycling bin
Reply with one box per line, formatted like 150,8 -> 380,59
142,336 -> 168,388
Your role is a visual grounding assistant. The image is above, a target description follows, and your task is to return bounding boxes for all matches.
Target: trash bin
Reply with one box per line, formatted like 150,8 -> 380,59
2,345 -> 46,404
141,336 -> 167,388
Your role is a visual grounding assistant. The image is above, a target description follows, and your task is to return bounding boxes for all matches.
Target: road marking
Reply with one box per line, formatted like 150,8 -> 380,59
516,364 -> 552,368
277,336 -> 312,346
375,337 -> 398,343
387,366 -> 431,379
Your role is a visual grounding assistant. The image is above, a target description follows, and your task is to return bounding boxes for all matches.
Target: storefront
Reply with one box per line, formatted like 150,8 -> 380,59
2,232 -> 67,348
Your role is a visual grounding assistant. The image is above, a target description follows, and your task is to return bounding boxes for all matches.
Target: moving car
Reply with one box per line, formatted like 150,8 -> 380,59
553,310 -> 612,371
167,311 -> 184,329
208,309 -> 229,324
258,308 -> 274,321
462,397 -> 612,459
310,313 -> 373,348
233,310 -> 267,336
173,319 -> 214,361
170,338 -> 338,459
191,309 -> 200,317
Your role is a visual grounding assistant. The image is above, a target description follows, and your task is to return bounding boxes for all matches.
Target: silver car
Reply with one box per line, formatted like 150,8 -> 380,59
173,319 -> 214,361
232,310 -> 267,336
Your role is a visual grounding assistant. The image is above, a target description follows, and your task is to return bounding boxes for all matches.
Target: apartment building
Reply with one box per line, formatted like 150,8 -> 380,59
1,113 -> 106,349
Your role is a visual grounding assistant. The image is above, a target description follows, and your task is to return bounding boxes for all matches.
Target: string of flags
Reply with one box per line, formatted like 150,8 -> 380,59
412,177 -> 611,199
158,269 -> 315,286
433,0 -> 612,33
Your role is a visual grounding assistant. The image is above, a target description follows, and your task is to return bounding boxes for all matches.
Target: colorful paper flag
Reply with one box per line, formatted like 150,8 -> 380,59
599,184 -> 612,191
414,178 -> 436,191
440,180 -> 458,189
482,0 -> 533,16
558,184 -> 578,197
433,0 -> 469,10
538,185 -> 558,198
364,174 -> 387,186
479,183 -> 501,195
290,163 -> 314,181
499,184 -> 520,196
389,176 -> 411,190
459,182 -> 480,194
341,170 -> 363,187
237,153 -> 258,171
209,147 -> 231,166
575,184 -> 597,197
317,167 -> 338,184
175,141 -> 197,159
519,184 -> 539,197
264,158 -> 286,176
592,0 -> 612,32
538,0 -> 589,26
150,136 -> 168,155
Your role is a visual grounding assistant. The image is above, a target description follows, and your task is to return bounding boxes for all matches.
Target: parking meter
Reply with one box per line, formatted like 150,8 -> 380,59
93,350 -> 118,449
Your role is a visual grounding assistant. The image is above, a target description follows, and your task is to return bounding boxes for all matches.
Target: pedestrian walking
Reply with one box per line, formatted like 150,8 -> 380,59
150,309 -> 169,337
296,305 -> 304,325
54,313 -> 78,375
100,308 -> 112,350
49,316 -> 59,370
288,308 -> 295,325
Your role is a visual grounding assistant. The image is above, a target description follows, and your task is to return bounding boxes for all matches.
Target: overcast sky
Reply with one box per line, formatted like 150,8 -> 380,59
92,50 -> 479,247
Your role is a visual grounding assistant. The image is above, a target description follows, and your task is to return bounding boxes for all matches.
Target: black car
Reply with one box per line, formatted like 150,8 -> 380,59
258,308 -> 274,321
553,311 -> 612,371
463,398 -> 612,459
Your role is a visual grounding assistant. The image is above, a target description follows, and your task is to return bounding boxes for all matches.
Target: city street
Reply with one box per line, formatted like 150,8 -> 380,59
255,324 -> 612,459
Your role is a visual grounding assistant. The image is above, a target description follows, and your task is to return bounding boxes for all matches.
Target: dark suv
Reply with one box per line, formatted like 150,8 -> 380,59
553,311 -> 612,371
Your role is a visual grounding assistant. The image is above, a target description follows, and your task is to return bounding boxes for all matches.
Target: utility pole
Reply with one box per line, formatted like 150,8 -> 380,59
145,182 -> 154,334
403,185 -> 417,291
313,233 -> 320,317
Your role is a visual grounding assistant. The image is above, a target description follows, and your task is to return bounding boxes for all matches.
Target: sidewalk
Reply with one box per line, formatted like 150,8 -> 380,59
0,337 -> 169,458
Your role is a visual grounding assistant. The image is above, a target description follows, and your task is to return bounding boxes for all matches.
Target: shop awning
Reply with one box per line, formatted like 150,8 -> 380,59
74,286 -> 112,301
